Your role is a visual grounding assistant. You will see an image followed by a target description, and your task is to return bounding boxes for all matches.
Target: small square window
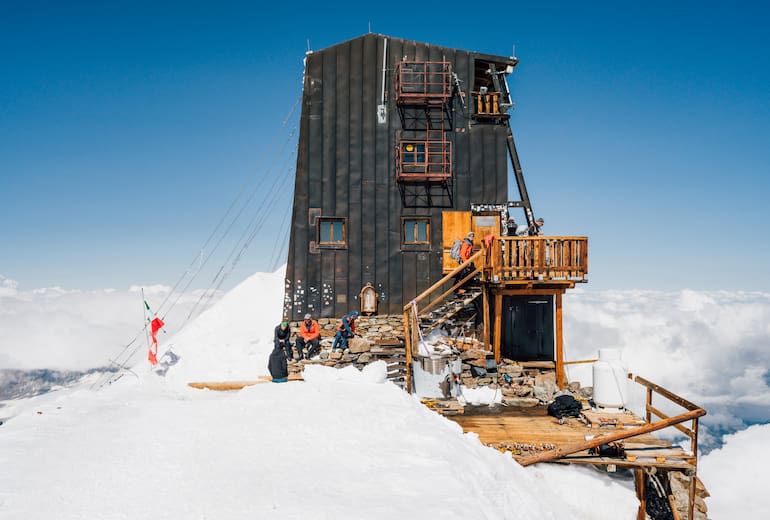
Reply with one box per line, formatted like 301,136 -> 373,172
402,142 -> 426,164
403,218 -> 430,245
318,217 -> 346,247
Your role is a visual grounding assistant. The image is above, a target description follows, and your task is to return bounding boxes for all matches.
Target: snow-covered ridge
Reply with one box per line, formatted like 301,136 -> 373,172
1,270 -> 770,517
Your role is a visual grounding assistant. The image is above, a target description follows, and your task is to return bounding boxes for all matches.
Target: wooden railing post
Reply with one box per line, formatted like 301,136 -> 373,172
555,292 -> 565,388
689,416 -> 699,520
646,387 -> 653,424
403,307 -> 412,394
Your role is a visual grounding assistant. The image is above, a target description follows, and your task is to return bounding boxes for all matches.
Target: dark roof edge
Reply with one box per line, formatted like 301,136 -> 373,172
309,33 -> 518,68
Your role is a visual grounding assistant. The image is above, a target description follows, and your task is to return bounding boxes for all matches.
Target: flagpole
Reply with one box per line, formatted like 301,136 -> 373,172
141,288 -> 151,349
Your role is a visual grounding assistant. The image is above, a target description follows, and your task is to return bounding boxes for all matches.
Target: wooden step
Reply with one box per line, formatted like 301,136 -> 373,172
421,398 -> 465,416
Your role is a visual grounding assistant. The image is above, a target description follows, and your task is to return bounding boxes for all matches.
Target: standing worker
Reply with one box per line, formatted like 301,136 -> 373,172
459,231 -> 475,262
516,218 -> 545,236
506,218 -> 517,236
295,313 -> 321,360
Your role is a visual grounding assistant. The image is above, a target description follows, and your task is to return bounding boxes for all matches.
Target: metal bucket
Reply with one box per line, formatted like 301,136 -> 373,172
420,355 -> 450,375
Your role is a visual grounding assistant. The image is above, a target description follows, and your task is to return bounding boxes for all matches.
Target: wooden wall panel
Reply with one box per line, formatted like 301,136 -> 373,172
286,34 -> 516,319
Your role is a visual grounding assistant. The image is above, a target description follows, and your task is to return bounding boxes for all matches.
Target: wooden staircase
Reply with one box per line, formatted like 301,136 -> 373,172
403,249 -> 487,392
417,287 -> 483,336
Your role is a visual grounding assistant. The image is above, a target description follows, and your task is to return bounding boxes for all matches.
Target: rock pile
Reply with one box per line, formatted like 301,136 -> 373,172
289,315 -> 405,343
457,350 -> 592,406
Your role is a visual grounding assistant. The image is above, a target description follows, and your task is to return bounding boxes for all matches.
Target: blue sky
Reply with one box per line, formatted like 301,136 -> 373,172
1,1 -> 769,292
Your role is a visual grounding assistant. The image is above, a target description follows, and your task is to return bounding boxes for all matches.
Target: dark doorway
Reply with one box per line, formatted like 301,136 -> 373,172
501,295 -> 554,361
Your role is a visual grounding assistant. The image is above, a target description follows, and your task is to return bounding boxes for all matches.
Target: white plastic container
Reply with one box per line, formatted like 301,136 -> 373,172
592,348 -> 628,412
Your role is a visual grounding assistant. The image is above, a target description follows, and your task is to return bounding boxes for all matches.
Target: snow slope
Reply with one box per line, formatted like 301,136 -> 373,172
0,269 -> 644,519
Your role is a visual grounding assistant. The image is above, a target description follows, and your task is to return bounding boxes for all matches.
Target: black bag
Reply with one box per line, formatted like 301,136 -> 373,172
547,395 -> 582,418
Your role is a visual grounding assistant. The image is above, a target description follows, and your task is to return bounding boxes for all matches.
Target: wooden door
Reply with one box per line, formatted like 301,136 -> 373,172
442,211 -> 471,272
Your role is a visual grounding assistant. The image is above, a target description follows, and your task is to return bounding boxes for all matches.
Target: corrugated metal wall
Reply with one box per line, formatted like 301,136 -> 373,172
285,34 -> 509,320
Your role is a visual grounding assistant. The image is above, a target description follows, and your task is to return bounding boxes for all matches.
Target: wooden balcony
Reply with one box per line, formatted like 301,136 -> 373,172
394,61 -> 453,105
484,236 -> 588,284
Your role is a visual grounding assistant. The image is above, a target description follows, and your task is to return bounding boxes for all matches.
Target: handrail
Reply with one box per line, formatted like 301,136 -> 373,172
518,407 -> 706,467
492,236 -> 588,282
404,248 -> 486,312
403,248 -> 487,390
629,373 -> 700,412
519,372 -> 706,520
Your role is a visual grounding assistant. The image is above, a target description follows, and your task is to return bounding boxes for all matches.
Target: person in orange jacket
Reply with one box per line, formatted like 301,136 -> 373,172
295,313 -> 321,360
459,231 -> 475,262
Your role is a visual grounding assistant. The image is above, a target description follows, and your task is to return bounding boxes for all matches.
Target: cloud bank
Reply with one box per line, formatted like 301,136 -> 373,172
0,275 -> 221,371
699,423 -> 770,516
563,288 -> 770,450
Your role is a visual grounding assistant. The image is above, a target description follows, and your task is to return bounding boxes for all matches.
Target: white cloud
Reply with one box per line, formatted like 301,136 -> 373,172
563,288 -> 770,450
0,275 -> 222,371
699,423 -> 770,518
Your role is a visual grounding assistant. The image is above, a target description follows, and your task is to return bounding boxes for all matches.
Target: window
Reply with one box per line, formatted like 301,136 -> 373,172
401,142 -> 426,164
403,218 -> 430,245
318,217 -> 346,247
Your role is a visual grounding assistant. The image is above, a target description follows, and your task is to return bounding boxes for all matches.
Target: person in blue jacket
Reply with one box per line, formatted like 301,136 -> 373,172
331,310 -> 359,352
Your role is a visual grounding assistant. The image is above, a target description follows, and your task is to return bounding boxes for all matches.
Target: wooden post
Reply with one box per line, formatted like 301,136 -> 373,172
494,292 -> 502,362
403,309 -> 413,394
635,469 -> 646,520
646,387 -> 653,423
689,417 -> 699,520
482,283 -> 490,352
555,291 -> 565,389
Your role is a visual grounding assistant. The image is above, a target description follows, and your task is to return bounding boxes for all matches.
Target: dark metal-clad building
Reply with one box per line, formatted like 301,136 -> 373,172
284,33 -> 529,319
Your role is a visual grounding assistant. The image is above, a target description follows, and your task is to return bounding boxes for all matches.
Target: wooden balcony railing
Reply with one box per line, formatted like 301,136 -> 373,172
486,236 -> 588,282
395,61 -> 453,104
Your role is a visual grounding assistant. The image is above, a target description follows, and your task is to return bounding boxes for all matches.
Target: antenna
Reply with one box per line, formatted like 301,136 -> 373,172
307,38 -> 311,53
512,44 -> 517,60
368,21 -> 371,33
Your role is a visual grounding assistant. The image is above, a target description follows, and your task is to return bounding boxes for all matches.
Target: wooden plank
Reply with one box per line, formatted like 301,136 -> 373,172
372,339 -> 404,346
563,359 -> 598,366
517,408 -> 706,466
187,381 -> 264,390
555,292 -> 565,388
519,361 -> 556,369
421,398 -> 465,416
257,374 -> 305,382
581,409 -> 646,428
449,410 -> 668,448
557,456 -> 694,472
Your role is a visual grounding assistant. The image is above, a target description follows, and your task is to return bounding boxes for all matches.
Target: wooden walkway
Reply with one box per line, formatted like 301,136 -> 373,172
447,404 -> 696,471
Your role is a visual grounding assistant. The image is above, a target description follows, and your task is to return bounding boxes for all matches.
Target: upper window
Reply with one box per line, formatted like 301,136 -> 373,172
401,143 -> 426,164
403,218 -> 430,245
318,217 -> 346,247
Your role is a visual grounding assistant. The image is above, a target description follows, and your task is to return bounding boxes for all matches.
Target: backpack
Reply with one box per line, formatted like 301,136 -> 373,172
547,394 -> 582,419
449,239 -> 462,262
